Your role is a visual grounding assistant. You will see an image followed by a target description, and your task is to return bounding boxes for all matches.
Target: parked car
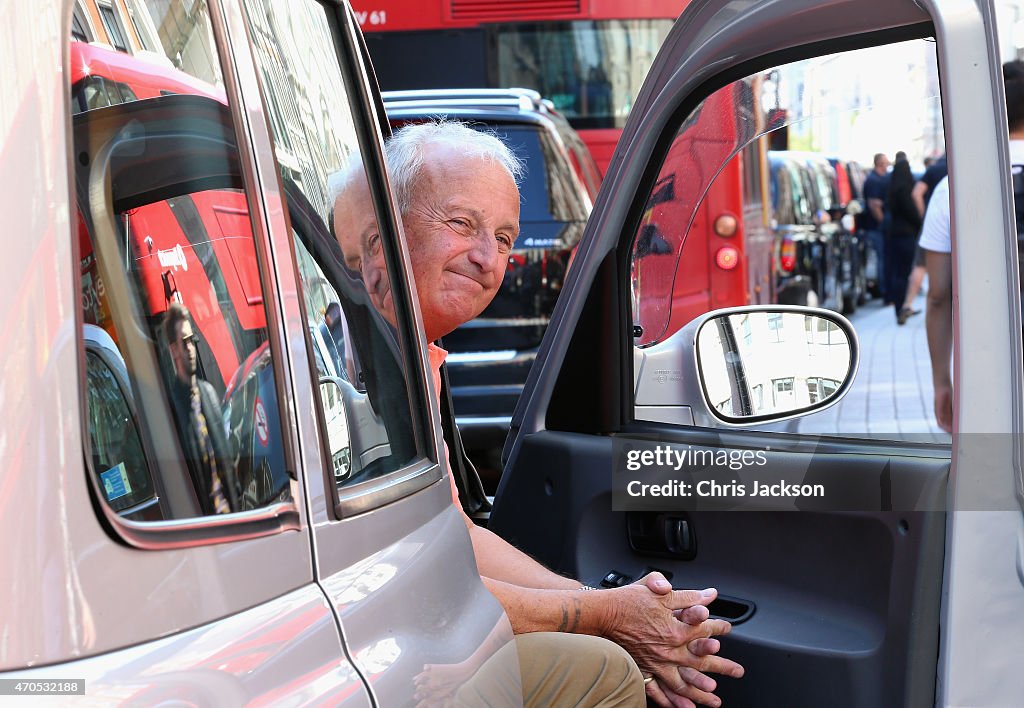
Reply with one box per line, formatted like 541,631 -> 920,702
768,151 -> 842,309
384,88 -> 594,447
4,1 -> 1021,707
828,155 -> 871,309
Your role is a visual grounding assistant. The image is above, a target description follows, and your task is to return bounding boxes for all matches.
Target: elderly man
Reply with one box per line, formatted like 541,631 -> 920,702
333,121 -> 743,707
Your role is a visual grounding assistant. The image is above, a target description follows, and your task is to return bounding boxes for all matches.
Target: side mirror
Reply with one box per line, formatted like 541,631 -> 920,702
319,376 -> 392,481
635,306 -> 858,427
319,377 -> 353,480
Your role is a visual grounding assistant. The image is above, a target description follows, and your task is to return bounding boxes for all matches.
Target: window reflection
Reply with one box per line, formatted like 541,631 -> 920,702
73,0 -> 291,521
242,0 -> 423,495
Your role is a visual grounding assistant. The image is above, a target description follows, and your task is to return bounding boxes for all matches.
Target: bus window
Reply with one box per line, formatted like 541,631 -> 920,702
355,0 -> 681,172
491,20 -> 673,130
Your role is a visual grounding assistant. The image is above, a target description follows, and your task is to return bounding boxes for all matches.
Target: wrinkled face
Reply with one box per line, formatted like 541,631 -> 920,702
168,318 -> 198,382
333,176 -> 393,322
403,146 -> 520,341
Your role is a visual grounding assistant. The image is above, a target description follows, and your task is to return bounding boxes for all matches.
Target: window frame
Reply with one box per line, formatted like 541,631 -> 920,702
236,0 -> 444,520
97,1 -> 130,52
71,0 -> 304,549
326,0 -> 443,518
72,2 -> 96,43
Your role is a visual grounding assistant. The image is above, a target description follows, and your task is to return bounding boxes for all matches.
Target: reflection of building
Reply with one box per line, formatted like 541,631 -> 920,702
72,0 -> 355,219
701,312 -> 849,417
72,1 -> 221,87
241,0 -> 359,217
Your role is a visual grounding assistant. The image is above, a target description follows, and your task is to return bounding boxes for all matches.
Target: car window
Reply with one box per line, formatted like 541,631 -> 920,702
242,0 -> 425,499
630,39 -> 948,443
489,124 -> 590,226
73,0 -> 295,524
84,343 -> 156,517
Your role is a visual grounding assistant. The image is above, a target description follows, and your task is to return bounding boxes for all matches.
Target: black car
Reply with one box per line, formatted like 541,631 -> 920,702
383,89 -> 594,448
768,151 -> 843,310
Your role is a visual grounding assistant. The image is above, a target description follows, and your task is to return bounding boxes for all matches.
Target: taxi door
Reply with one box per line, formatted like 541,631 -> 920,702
496,1 -> 1024,706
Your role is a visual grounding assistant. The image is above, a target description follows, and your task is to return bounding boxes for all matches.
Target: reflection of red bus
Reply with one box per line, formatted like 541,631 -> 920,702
71,41 -> 263,392
351,0 -> 681,174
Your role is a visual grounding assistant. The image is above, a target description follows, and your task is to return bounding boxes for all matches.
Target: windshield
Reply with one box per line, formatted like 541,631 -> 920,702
491,20 -> 674,129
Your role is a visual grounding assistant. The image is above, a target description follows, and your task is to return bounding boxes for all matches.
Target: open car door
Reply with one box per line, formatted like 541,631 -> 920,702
493,1 -> 1024,706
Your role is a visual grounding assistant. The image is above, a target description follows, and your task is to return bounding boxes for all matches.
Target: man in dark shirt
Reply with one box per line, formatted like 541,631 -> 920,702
163,303 -> 240,515
861,152 -> 891,302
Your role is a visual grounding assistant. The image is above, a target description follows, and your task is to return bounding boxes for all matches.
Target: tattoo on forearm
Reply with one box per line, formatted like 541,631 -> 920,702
558,603 -> 569,632
557,598 -> 582,633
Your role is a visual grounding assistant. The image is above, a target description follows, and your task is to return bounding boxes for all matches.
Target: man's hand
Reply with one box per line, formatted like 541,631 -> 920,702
414,660 -> 475,708
934,382 -> 954,433
605,573 -> 744,707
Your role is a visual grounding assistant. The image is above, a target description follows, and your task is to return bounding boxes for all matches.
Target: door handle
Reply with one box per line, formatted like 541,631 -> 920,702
627,512 -> 697,560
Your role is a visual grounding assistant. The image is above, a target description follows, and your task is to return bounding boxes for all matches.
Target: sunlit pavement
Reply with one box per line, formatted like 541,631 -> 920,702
797,290 -> 952,443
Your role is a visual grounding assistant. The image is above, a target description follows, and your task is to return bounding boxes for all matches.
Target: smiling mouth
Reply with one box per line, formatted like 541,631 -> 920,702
449,271 -> 487,288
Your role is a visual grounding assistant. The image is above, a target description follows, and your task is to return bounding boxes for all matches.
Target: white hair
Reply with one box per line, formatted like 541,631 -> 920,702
384,120 -> 524,214
327,154 -> 366,206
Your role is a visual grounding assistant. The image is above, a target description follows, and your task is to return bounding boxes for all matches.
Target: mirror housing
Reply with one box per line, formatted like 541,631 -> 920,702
634,305 -> 859,428
319,376 -> 392,481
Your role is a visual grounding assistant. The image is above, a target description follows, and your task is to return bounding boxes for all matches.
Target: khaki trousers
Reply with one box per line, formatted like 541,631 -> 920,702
454,632 -> 645,707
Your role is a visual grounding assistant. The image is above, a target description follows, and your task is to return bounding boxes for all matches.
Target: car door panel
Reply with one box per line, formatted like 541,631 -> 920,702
223,2 -> 516,705
492,2 -> 1021,703
490,428 -> 947,706
7,585 -> 369,706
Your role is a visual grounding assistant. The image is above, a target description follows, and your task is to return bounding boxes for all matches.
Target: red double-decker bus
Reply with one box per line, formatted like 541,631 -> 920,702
352,0 -> 682,174
354,0 -> 773,334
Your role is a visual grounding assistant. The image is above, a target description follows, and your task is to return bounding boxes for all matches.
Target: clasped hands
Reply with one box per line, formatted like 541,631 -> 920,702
609,572 -> 744,708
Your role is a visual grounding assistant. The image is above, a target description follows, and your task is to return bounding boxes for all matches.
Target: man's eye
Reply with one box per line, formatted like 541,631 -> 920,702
367,233 -> 381,255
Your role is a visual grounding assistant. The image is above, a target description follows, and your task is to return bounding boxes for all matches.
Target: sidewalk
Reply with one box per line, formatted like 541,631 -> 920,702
797,292 -> 952,443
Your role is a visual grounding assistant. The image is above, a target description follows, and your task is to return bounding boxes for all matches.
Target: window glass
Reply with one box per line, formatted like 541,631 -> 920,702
84,342 -> 156,518
242,0 -> 423,492
124,0 -> 163,53
99,3 -> 130,52
631,39 -> 949,443
72,0 -> 292,521
72,5 -> 93,43
492,20 -> 673,130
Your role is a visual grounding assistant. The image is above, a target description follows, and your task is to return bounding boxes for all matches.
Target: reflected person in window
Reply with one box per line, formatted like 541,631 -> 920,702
335,121 -> 744,708
162,303 -> 241,515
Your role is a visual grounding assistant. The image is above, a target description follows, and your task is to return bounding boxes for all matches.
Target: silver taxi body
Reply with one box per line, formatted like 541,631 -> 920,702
1,0 -> 505,703
2,0 -> 1022,706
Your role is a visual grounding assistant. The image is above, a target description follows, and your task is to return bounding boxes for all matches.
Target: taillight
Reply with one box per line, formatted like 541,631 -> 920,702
779,239 -> 796,273
713,213 -> 738,237
715,246 -> 739,270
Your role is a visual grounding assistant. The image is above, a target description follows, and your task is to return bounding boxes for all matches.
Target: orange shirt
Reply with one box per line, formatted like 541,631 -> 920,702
427,343 -> 461,507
